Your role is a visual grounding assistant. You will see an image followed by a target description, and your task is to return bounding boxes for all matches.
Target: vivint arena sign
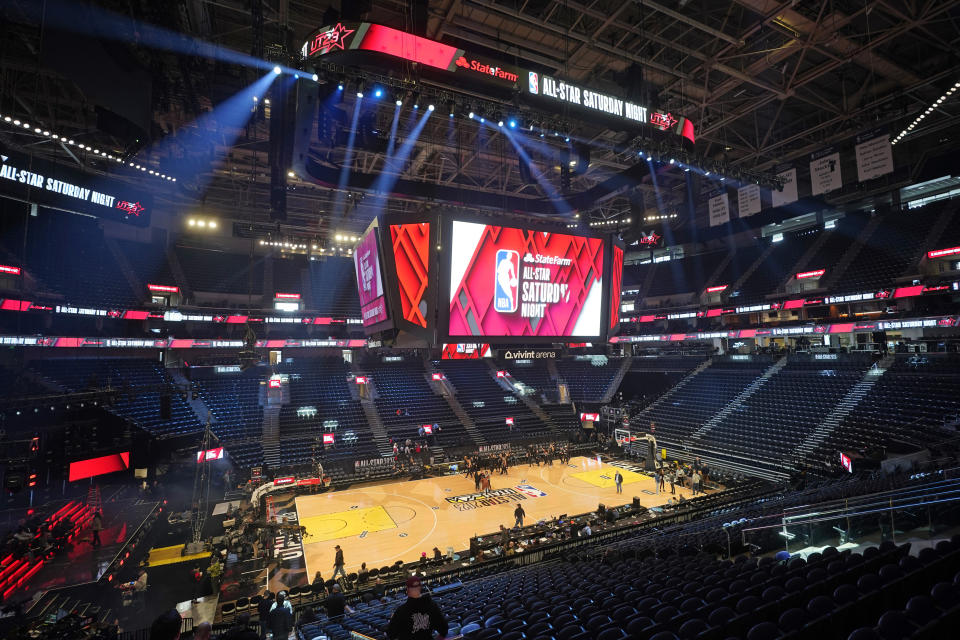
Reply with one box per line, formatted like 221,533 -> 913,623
301,22 -> 693,141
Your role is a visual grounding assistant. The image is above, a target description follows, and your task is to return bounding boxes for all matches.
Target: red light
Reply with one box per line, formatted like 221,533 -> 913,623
322,433 -> 335,445
431,373 -> 444,380
796,269 -> 826,279
505,417 -> 514,425
783,299 -> 805,310
275,292 -> 301,299
705,285 -> 728,293
0,265 -> 22,275
580,413 -> 599,421
268,378 -> 282,388
496,370 -> 508,378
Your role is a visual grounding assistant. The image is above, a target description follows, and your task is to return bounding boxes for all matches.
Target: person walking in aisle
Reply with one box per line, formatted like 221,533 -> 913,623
614,470 -> 624,494
332,544 -> 347,581
90,511 -> 103,547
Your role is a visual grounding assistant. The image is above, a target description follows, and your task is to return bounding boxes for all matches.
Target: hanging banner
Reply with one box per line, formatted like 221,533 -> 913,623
737,184 -> 762,218
810,148 -> 842,196
855,131 -> 894,182
708,192 -> 729,227
771,168 -> 798,208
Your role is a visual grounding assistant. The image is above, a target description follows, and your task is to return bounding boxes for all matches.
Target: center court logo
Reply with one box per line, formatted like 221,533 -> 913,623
494,249 -> 519,313
446,485 -> 546,511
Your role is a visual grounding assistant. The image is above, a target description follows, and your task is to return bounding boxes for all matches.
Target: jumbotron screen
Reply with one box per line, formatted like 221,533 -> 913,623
448,221 -> 604,338
354,227 -> 389,329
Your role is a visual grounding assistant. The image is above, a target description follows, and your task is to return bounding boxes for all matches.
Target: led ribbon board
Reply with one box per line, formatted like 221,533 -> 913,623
300,23 -> 694,142
0,146 -> 152,226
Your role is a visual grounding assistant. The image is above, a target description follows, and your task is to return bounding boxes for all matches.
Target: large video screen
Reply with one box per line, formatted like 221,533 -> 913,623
390,222 -> 430,329
448,221 -> 604,337
354,227 -> 389,328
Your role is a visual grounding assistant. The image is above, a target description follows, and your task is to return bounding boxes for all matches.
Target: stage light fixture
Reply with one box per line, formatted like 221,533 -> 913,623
508,119 -> 517,128
498,120 -> 504,127
411,92 -> 420,109
468,111 -> 475,119
396,98 -> 403,106
312,74 -> 319,82
447,100 -> 456,117
374,87 -> 383,98
427,104 -> 435,111
273,66 -> 282,75
564,136 -> 570,142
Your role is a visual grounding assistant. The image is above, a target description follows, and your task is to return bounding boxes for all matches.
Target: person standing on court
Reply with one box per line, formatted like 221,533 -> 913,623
386,576 -> 448,640
614,470 -> 624,494
332,544 -> 347,581
658,467 -> 666,493
514,503 -> 525,528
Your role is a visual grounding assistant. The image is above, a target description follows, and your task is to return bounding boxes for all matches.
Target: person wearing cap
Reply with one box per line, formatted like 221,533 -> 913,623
386,576 -> 448,640
332,544 -> 347,581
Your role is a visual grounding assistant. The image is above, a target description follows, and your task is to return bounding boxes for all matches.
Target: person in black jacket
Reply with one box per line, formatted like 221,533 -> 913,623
257,591 -> 273,640
386,576 -> 447,640
268,591 -> 293,640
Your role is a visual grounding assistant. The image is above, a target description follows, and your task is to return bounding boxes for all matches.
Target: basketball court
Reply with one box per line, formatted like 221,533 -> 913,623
295,456 -> 695,579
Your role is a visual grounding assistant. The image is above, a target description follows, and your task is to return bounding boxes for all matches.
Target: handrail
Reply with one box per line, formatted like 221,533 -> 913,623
739,479 -> 960,538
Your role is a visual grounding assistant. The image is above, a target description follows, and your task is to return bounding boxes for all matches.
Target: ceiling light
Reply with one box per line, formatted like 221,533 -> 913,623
312,74 -> 319,82
427,104 -> 435,111
273,66 -> 282,74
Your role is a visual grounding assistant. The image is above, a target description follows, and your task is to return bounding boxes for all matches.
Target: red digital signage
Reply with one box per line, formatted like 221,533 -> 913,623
273,476 -> 295,486
796,269 -> 826,280
0,265 -> 21,276
505,417 -> 514,426
928,246 -> 960,259
706,285 -> 728,293
840,452 -> 853,473
390,223 -> 431,329
196,447 -> 224,463
68,452 -> 130,482
448,221 -> 604,338
580,412 -> 600,421
609,245 -> 624,332
440,343 -> 491,359
147,284 -> 179,293
323,433 -> 335,445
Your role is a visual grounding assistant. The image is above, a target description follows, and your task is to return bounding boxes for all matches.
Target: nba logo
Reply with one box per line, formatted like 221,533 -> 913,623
528,71 -> 539,94
494,249 -> 519,313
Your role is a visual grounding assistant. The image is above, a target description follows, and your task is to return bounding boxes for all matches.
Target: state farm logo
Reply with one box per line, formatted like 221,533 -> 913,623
454,56 -> 518,83
116,200 -> 145,216
650,112 -> 678,130
309,23 -> 355,56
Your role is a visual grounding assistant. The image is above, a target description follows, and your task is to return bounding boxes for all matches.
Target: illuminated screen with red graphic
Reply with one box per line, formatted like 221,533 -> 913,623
448,221 -> 604,337
441,343 -> 492,359
68,452 -> 130,482
354,227 -> 389,328
609,245 -> 623,331
390,223 -> 430,329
